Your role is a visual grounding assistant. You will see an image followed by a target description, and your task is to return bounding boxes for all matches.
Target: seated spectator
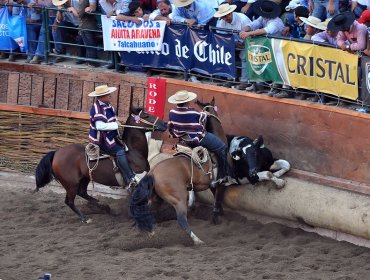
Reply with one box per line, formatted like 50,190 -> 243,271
282,5 -> 309,38
311,18 -> 337,45
116,1 -> 150,24
328,11 -> 367,52
358,9 -> 370,56
239,0 -> 285,39
299,15 -> 322,39
308,0 -> 339,21
172,0 -> 217,27
352,0 -> 370,18
215,3 -> 252,89
149,0 -> 174,25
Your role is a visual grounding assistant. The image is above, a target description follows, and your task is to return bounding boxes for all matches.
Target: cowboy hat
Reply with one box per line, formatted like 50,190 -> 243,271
214,3 -> 237,18
173,0 -> 194,7
253,0 -> 281,19
299,16 -> 322,29
327,12 -> 355,32
88,85 -> 117,97
168,90 -> 197,104
52,0 -> 68,6
316,18 -> 331,31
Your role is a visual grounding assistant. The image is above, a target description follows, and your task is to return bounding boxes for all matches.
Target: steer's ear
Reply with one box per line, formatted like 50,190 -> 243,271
210,96 -> 215,106
253,135 -> 264,147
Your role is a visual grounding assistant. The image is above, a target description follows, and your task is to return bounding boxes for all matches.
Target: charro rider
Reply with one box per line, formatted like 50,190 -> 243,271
167,90 -> 234,185
88,85 -> 138,189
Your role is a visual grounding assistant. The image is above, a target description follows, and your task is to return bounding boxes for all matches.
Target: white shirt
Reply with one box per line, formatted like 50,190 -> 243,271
247,16 -> 285,36
149,4 -> 175,20
216,12 -> 252,41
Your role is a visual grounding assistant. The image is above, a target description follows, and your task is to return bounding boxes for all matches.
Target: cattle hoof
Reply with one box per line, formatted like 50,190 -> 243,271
148,231 -> 155,238
82,218 -> 93,224
275,179 -> 286,189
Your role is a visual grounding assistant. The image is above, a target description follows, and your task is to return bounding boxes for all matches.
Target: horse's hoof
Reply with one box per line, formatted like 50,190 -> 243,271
194,240 -> 205,246
212,214 -> 220,225
147,231 -> 155,238
82,218 -> 93,224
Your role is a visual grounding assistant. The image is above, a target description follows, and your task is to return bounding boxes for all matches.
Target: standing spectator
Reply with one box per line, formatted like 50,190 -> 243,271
25,0 -> 41,63
299,15 -> 322,39
215,3 -> 252,89
282,5 -> 309,38
308,0 -> 339,20
172,0 -> 216,27
329,11 -> 367,52
29,0 -> 56,64
240,0 -> 258,20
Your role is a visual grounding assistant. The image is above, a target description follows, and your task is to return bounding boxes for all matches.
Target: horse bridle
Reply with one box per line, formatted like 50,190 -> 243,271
119,110 -> 159,131
202,105 -> 221,123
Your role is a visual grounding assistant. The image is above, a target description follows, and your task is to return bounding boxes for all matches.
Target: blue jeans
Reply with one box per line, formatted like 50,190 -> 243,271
35,17 -> 54,57
200,132 -> 228,179
52,21 -> 77,54
100,144 -> 134,183
80,30 -> 97,60
312,0 -> 339,20
26,22 -> 41,57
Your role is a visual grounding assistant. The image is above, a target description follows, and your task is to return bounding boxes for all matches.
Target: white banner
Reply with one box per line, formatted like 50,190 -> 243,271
101,16 -> 166,51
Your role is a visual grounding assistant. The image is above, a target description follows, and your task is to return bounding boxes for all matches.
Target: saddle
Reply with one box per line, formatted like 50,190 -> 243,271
85,143 -> 126,187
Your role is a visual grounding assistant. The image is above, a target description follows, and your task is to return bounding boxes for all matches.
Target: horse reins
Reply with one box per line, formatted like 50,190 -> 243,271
119,110 -> 159,131
202,105 -> 221,123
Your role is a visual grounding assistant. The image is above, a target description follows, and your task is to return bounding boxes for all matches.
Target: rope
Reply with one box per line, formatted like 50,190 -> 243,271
85,143 -> 100,193
189,146 -> 212,192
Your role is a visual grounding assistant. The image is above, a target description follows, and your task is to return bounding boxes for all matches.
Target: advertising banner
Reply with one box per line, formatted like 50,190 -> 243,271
121,25 -> 236,78
146,78 -> 166,119
101,16 -> 166,51
360,56 -> 370,105
0,7 -> 28,52
245,37 -> 358,100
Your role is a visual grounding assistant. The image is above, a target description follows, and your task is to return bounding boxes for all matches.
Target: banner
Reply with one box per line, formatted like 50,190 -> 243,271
101,16 -> 166,51
245,37 -> 358,100
360,56 -> 370,105
145,78 -> 166,119
0,7 -> 28,52
121,25 -> 236,78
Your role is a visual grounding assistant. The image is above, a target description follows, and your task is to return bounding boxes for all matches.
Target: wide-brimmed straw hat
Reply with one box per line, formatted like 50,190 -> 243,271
299,16 -> 322,29
253,0 -> 281,19
173,0 -> 194,7
327,12 -> 355,32
316,18 -> 331,31
214,3 -> 237,18
168,90 -> 197,104
88,85 -> 117,97
52,0 -> 68,6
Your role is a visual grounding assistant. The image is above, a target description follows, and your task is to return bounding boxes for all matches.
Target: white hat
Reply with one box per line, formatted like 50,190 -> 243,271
299,16 -> 322,29
173,0 -> 194,7
214,3 -> 237,18
88,85 -> 117,97
52,0 -> 68,6
168,90 -> 197,104
316,18 -> 331,30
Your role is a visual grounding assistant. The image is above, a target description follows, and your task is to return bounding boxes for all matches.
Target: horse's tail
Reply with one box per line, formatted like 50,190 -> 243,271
35,151 -> 56,191
129,174 -> 155,232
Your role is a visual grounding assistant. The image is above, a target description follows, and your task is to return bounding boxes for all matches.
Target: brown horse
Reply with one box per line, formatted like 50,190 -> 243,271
129,97 -> 229,245
35,107 -> 167,222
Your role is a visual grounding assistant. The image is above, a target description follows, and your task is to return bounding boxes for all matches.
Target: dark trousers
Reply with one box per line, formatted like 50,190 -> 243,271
200,132 -> 229,179
100,144 -> 134,183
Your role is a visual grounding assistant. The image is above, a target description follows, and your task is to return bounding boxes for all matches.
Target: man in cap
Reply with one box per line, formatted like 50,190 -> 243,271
328,11 -> 367,52
168,90 -> 235,186
215,3 -> 252,89
358,9 -> 370,56
171,0 -> 216,27
88,85 -> 138,189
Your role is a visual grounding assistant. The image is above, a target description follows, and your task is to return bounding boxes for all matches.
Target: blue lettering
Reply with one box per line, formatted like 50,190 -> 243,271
127,21 -> 134,28
112,20 -> 116,27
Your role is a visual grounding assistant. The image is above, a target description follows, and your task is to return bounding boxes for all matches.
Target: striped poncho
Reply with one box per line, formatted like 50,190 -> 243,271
168,106 -> 207,146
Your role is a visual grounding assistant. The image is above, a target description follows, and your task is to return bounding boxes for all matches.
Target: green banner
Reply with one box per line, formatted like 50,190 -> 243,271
245,37 -> 282,83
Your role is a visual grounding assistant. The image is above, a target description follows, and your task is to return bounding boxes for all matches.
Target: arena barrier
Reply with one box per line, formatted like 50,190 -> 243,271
2,61 -> 370,244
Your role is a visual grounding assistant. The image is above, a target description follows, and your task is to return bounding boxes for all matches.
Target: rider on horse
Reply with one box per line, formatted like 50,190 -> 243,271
88,85 -> 138,189
167,90 -> 233,185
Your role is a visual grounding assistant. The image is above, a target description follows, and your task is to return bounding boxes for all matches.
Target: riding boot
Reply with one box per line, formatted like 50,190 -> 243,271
116,150 -> 136,186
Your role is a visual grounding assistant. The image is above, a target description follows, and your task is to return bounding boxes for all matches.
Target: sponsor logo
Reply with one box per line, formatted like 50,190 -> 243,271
247,45 -> 272,75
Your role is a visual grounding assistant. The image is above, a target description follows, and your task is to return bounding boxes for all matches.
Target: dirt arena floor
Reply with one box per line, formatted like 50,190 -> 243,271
1,170 -> 370,280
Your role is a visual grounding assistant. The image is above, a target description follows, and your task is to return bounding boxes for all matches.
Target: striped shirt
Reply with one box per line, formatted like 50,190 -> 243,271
168,106 -> 207,145
89,100 -> 118,148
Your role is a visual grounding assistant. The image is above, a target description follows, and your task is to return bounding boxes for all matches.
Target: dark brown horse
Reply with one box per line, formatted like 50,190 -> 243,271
35,107 -> 167,222
129,97 -> 229,245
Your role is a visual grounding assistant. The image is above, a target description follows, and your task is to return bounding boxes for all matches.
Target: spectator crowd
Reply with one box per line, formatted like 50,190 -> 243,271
1,0 -> 370,99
